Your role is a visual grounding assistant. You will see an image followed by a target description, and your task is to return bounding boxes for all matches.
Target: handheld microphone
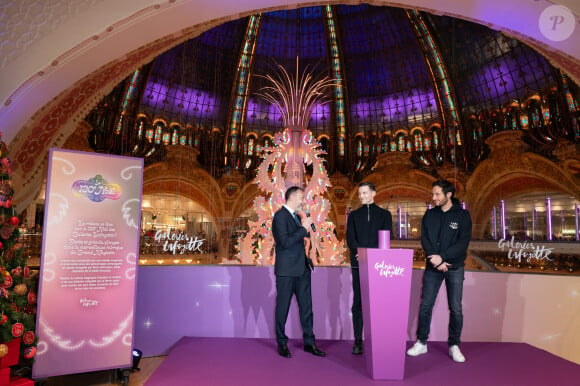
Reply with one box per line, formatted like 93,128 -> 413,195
304,210 -> 316,232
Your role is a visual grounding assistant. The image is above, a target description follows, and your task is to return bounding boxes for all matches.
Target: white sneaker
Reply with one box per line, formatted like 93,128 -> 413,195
406,341 -> 427,356
449,345 -> 465,362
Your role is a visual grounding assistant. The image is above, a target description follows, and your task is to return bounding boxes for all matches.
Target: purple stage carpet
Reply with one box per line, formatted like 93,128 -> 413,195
145,337 -> 579,386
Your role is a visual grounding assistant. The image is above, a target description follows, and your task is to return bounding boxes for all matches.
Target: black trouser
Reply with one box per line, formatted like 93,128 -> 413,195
416,267 -> 465,346
275,268 -> 315,346
351,266 -> 363,340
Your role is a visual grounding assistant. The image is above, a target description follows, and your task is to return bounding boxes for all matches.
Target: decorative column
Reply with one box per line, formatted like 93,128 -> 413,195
322,5 -> 348,167
225,15 -> 262,167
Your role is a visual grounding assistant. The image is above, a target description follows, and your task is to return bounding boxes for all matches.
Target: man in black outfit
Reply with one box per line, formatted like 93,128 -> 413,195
346,181 -> 393,354
272,186 -> 326,358
406,179 -> 472,363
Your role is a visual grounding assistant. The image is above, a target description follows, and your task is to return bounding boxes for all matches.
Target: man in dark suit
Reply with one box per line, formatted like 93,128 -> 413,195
272,186 -> 326,358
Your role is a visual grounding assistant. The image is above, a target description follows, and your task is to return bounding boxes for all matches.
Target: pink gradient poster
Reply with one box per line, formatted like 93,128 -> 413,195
32,149 -> 143,379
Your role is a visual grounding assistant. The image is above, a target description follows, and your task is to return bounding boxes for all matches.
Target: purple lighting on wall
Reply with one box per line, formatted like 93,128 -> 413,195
142,81 -> 218,120
574,204 -> 580,241
397,206 -> 403,239
532,206 -> 538,241
491,207 -> 497,240
522,211 -> 527,240
246,98 -> 283,124
351,88 -> 437,125
500,200 -> 506,240
546,197 -> 552,241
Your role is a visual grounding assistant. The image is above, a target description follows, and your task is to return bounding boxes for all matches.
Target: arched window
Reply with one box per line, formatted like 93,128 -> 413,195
246,134 -> 257,156
380,134 -> 389,153
489,109 -> 503,133
170,124 -> 181,145
355,135 -> 364,157
153,121 -> 166,145
411,127 -> 424,152
393,130 -> 408,152
504,103 -> 521,131
526,99 -> 543,129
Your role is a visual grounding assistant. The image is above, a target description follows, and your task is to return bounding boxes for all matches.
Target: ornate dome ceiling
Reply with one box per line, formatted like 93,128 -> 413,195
136,4 -> 556,132
87,4 -> 577,178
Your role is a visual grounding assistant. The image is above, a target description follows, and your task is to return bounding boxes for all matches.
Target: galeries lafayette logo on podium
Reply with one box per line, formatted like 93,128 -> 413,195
374,261 -> 405,278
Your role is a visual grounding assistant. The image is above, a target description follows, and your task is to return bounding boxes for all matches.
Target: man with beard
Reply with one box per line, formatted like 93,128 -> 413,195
406,179 -> 472,362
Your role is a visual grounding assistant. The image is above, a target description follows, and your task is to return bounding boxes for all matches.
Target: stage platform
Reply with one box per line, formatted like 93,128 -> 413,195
145,337 -> 580,386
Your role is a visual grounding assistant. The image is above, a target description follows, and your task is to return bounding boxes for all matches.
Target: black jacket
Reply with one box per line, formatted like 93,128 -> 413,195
421,198 -> 472,270
272,206 -> 312,277
346,203 -> 392,267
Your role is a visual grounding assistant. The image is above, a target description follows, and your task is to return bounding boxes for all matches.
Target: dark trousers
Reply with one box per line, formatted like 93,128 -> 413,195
275,268 -> 315,346
351,267 -> 363,340
416,267 -> 465,346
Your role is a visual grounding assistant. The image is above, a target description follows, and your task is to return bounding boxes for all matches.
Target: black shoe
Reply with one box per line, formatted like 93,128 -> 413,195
278,344 -> 291,358
352,339 -> 363,355
304,344 -> 326,357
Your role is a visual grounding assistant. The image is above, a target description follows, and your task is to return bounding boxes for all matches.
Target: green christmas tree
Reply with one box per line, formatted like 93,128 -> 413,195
0,135 -> 37,366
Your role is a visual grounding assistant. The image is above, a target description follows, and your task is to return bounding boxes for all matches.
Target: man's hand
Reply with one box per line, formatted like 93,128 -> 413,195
428,254 -> 442,267
437,262 -> 451,272
301,216 -> 314,230
428,254 -> 450,271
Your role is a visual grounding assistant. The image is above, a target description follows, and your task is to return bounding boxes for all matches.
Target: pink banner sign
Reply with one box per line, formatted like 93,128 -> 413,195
32,149 -> 143,379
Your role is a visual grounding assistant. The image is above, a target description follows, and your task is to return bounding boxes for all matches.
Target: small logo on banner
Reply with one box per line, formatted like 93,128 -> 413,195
72,175 -> 121,202
80,297 -> 99,308
374,260 -> 405,278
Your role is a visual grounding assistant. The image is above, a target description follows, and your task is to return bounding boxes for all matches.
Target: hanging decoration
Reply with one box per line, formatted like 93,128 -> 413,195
234,58 -> 346,265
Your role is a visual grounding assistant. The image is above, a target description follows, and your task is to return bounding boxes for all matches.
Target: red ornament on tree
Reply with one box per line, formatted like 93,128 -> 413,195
0,241 -> 3,249
12,322 -> 23,337
24,346 -> 36,359
27,291 -> 36,303
0,314 -> 7,324
23,266 -> 30,277
2,274 -> 12,288
23,331 -> 35,345
8,216 -> 18,226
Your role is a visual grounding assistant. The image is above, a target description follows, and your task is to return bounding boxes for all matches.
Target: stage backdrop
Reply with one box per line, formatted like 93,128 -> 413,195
134,265 -> 580,365
33,149 -> 143,379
